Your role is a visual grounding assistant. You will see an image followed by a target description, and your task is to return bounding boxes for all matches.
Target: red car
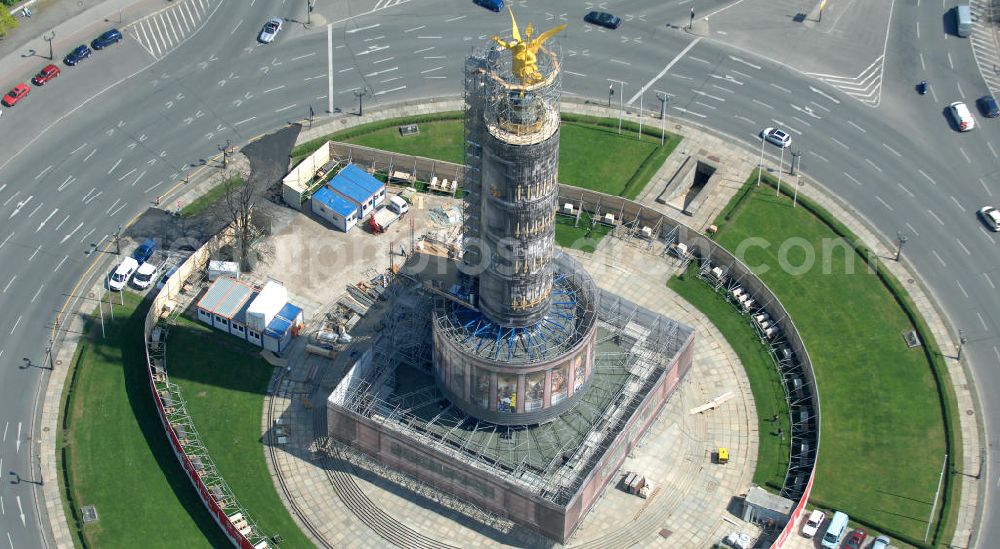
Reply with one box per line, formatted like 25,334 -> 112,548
1,83 -> 30,107
844,528 -> 867,549
32,65 -> 60,86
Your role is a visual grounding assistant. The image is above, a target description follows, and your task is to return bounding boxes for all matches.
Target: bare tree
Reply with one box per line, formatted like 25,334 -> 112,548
222,168 -> 271,271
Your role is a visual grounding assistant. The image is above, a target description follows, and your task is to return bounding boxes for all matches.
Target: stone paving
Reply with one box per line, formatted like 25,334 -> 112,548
265,231 -> 763,548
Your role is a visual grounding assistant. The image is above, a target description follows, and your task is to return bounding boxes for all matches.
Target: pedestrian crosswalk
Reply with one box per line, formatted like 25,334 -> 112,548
372,0 -> 410,10
804,55 -> 884,108
126,0 -> 221,60
969,0 -> 1000,97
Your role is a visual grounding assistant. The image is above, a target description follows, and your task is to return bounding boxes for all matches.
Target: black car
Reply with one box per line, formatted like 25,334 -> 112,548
91,29 -> 123,50
64,45 -> 92,66
584,11 -> 621,29
977,95 -> 1000,118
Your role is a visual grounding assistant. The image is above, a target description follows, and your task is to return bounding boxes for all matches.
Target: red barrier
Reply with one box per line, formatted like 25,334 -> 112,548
771,469 -> 816,548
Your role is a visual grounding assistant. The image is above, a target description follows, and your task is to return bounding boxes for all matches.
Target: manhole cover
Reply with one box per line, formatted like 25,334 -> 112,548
968,409 -> 975,416
908,278 -> 914,284
43,427 -> 49,432
659,528 -> 672,539
88,292 -> 94,298
81,505 -> 98,523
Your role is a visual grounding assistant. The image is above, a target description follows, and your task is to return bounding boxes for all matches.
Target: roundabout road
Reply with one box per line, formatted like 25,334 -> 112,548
0,0 -> 995,546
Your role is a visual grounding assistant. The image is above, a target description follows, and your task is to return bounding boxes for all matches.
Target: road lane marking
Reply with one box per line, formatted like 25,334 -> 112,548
117,168 -> 137,182
27,202 -> 42,218
932,249 -> 946,266
989,142 -> 998,158
928,209 -> 945,225
694,101 -> 717,110
231,18 -> 242,35
981,177 -> 994,197
70,143 -> 87,155
875,195 -> 893,211
919,169 -> 937,186
957,81 -> 965,98
956,279 -> 969,298
37,208 -> 57,232
956,238 -> 972,255
34,165 -> 53,180
610,58 -> 631,66
882,143 -> 902,157
919,52 -> 926,71
689,55 -> 711,64
234,116 -> 256,126
627,38 -> 701,104
728,55 -> 761,69
692,89 -> 725,102
31,284 -> 44,303
83,149 -> 97,162
791,116 -> 811,127
847,120 -> 866,133
54,255 -> 68,272
3,276 -> 15,293
905,222 -> 920,237
372,56 -> 394,64
132,170 -> 147,187
769,83 -> 791,93
57,176 -> 76,192
948,51 -> 954,69
274,104 -> 297,113
346,23 -> 380,34
843,172 -> 861,185
711,84 -> 735,94
10,315 -> 21,335
959,146 -> 971,163
28,245 -> 41,261
830,136 -> 849,149
752,99 -> 774,109
672,106 -> 707,118
897,183 -> 914,197
950,195 -> 967,212
978,311 -> 989,331
809,151 -> 828,162
809,85 -> 840,104
986,272 -> 996,289
291,52 -> 316,61
107,158 -> 122,175
61,222 -> 84,244
263,85 -> 286,94
404,25 -> 425,33
864,158 -> 882,172
79,227 -> 97,243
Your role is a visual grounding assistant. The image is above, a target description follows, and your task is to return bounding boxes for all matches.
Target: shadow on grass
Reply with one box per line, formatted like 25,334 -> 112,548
75,300 -> 231,546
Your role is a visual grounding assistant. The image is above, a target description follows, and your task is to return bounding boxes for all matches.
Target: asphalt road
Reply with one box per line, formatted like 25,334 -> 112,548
0,0 -> 997,546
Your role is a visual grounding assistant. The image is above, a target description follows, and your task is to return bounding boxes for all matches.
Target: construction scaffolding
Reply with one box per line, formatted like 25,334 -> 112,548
327,275 -> 693,509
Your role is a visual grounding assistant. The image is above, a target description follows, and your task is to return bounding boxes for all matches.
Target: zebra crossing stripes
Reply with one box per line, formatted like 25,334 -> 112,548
968,0 -> 1000,97
372,0 -> 410,11
127,0 -> 220,60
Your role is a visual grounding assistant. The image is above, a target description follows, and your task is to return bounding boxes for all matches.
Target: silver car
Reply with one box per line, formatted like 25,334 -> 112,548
259,18 -> 282,44
979,206 -> 1000,231
762,127 -> 792,148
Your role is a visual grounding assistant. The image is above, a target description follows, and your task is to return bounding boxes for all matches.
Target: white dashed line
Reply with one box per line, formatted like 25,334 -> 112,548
928,209 -> 945,225
865,158 -> 883,172
959,147 -> 971,163
932,249 -> 946,267
950,195 -> 967,212
956,238 -> 972,255
978,311 -> 989,331
874,195 -> 893,211
830,137 -> 849,150
274,104 -> 297,113
263,85 -> 286,94
956,279 -> 969,299
752,99 -> 774,109
981,177 -> 994,197
918,169 -> 937,186
809,151 -> 828,162
897,183 -> 914,197
769,83 -> 791,93
843,172 -> 861,186
882,143 -> 902,157
847,120 -> 866,133
985,272 -> 996,289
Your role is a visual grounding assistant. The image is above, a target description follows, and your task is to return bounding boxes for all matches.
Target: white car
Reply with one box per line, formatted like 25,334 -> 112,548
949,101 -> 976,131
870,534 -> 891,549
761,127 -> 792,148
979,206 -> 1000,231
801,509 -> 825,538
259,18 -> 282,43
131,261 -> 159,289
109,257 -> 139,291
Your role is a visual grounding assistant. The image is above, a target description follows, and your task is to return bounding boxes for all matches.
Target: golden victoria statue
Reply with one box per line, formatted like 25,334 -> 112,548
491,7 -> 566,84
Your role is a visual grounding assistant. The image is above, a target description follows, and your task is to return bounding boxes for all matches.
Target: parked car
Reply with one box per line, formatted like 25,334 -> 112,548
258,18 -> 282,43
844,528 -> 867,549
584,11 -> 621,29
155,265 -> 180,291
91,28 -> 123,50
949,101 -> 976,131
64,45 -> 92,66
32,64 -> 61,86
131,261 -> 159,289
133,238 -> 156,264
109,257 -> 139,291
978,95 -> 999,118
473,0 -> 504,11
870,534 -> 891,549
801,509 -> 825,538
761,127 -> 792,148
1,83 -> 30,107
979,206 -> 1000,231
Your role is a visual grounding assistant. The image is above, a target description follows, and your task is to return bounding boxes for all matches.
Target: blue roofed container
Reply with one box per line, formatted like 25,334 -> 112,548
263,303 -> 304,354
329,163 -> 385,218
311,185 -> 359,232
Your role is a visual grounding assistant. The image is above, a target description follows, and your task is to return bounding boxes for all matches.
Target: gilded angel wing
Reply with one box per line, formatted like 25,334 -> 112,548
507,6 -> 522,42
530,23 -> 567,48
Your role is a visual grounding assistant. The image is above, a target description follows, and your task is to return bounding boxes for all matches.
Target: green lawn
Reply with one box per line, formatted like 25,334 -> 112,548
713,183 -> 947,542
166,317 -> 313,548
293,113 -> 681,200
555,211 -> 612,253
61,294 -> 228,548
60,294 -> 311,547
180,175 -> 245,218
667,271 -> 790,490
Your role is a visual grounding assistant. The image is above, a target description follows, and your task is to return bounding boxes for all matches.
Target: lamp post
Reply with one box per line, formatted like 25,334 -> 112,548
353,87 -> 369,116
608,84 -> 614,108
219,139 -> 231,168
775,145 -> 785,196
114,225 -> 122,255
656,91 -> 668,145
756,134 -> 766,186
957,329 -> 968,360
44,31 -> 56,61
307,0 -> 316,25
895,231 -> 908,262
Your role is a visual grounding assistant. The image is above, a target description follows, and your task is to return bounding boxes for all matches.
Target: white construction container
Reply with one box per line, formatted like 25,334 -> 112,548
246,280 -> 288,333
208,260 -> 240,281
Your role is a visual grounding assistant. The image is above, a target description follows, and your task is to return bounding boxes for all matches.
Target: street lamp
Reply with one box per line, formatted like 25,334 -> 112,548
44,31 -> 56,61
608,84 -> 614,108
957,329 -> 968,360
353,87 -> 370,116
656,91 -> 668,145
775,145 -> 785,196
114,225 -> 122,255
756,134 -> 766,186
895,231 -> 908,262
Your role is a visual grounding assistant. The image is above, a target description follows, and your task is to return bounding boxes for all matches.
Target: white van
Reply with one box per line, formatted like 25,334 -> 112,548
950,101 -> 976,131
388,195 -> 409,215
956,4 -> 972,38
820,511 -> 849,548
